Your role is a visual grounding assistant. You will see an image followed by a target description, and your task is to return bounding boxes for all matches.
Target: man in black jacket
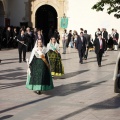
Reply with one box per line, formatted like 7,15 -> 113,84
17,30 -> 27,63
102,28 -> 108,56
113,29 -> 119,50
76,32 -> 87,64
66,30 -> 72,47
94,34 -> 105,67
6,27 -> 12,48
35,30 -> 44,45
83,30 -> 90,60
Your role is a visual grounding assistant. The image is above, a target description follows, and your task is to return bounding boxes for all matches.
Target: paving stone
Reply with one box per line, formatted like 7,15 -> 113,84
0,48 -> 119,120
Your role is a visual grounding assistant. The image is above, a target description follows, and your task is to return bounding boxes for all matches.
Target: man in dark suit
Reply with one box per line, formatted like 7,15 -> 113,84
83,30 -> 90,60
102,28 -> 108,41
102,28 -> 108,55
94,34 -> 105,67
6,27 -> 12,48
26,27 -> 34,51
35,30 -> 44,45
95,28 -> 101,38
53,29 -> 60,44
17,30 -> 27,63
113,29 -> 119,50
76,32 -> 87,64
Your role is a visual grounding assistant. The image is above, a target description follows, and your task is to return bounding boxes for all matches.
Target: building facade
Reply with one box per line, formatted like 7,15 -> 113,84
0,0 -> 120,37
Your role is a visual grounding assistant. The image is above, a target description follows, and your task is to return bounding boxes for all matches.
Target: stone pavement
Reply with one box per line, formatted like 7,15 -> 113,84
0,48 -> 120,120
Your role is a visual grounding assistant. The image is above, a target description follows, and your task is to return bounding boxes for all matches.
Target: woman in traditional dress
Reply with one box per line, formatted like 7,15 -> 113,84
26,39 -> 54,94
47,37 -> 64,76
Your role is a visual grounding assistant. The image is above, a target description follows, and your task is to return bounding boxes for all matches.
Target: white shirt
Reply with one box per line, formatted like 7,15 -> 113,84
81,37 -> 83,42
99,39 -> 103,49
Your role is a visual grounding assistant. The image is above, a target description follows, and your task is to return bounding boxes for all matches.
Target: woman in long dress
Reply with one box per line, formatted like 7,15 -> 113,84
113,52 -> 120,93
26,39 -> 54,94
47,37 -> 64,77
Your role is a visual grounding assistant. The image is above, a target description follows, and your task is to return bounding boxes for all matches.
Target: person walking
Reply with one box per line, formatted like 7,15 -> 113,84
6,27 -> 12,48
76,32 -> 87,64
94,34 -> 105,67
62,29 -> 68,54
17,30 -> 27,63
47,37 -> 64,77
26,39 -> 54,95
67,30 -> 72,48
26,27 -> 34,52
113,29 -> 119,51
83,30 -> 90,60
35,30 -> 44,45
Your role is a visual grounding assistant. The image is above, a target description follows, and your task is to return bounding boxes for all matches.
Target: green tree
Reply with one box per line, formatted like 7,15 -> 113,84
92,0 -> 120,18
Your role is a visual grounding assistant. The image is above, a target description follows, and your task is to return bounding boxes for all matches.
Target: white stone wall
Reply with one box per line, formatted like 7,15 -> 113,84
6,0 -> 120,39
65,0 -> 120,38
7,0 -> 28,26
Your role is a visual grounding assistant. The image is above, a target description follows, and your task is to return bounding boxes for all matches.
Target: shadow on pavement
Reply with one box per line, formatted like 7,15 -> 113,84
62,58 -> 72,61
0,67 -> 24,73
55,70 -> 89,79
0,81 -> 26,90
102,62 -> 116,67
0,115 -> 13,120
0,61 -> 18,65
46,80 -> 107,97
0,70 -> 89,89
84,59 -> 107,64
0,72 -> 26,80
0,80 -> 107,114
1,58 -> 18,61
0,96 -> 52,114
56,94 -> 120,120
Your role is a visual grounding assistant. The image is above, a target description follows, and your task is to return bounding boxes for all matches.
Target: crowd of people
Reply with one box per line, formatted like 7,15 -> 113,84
61,28 -> 119,66
0,26 -> 120,94
0,26 -> 60,50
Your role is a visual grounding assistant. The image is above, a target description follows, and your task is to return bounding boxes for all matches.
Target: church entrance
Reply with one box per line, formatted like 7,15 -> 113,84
35,5 -> 58,45
0,1 -> 4,26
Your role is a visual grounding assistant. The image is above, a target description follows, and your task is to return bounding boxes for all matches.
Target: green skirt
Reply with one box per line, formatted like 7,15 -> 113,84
47,50 -> 64,76
26,56 -> 54,91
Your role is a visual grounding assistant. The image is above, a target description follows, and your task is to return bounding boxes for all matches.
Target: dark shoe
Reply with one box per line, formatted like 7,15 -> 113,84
34,91 -> 41,95
19,61 -> 22,63
98,65 -> 101,67
80,62 -> 83,64
37,91 -> 41,95
23,60 -> 26,62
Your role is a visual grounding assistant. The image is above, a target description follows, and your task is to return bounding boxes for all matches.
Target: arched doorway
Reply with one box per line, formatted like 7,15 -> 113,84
0,1 -> 4,26
35,5 -> 58,45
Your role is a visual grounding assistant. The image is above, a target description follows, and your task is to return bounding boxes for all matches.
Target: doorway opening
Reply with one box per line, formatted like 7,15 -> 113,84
35,4 -> 58,45
0,1 -> 4,26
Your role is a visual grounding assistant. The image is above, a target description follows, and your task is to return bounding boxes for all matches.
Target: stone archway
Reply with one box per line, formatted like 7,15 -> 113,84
30,0 -> 64,31
30,0 -> 65,46
0,1 -> 5,26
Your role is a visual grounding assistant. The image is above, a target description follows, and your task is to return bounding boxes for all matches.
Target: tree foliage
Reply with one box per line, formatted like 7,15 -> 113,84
92,0 -> 120,18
